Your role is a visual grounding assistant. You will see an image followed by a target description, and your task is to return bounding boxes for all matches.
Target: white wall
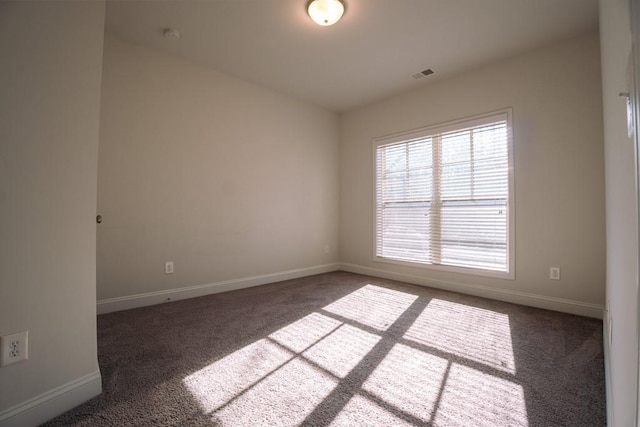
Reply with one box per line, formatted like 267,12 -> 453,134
97,35 -> 339,303
340,33 -> 605,315
599,0 -> 638,425
0,1 -> 105,424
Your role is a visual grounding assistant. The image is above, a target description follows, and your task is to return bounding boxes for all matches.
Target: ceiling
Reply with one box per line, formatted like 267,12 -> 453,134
105,0 -> 599,113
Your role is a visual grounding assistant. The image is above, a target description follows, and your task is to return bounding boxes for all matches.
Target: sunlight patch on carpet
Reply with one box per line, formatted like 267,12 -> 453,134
303,323 -> 380,378
434,363 -> 528,427
322,284 -> 417,331
211,357 -> 338,426
404,298 -> 516,373
361,343 -> 448,423
183,310 -> 378,419
182,338 -> 294,413
184,289 -> 528,426
269,312 -> 342,353
330,394 -> 416,426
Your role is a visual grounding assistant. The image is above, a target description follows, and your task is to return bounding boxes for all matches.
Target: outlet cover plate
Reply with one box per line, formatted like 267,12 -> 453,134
1,331 -> 28,367
165,261 -> 174,274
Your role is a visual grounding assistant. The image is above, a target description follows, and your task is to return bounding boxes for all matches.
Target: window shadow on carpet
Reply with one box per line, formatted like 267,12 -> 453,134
43,271 -> 605,427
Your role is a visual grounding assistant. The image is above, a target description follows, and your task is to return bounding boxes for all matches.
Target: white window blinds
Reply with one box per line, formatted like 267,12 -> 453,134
375,111 -> 513,275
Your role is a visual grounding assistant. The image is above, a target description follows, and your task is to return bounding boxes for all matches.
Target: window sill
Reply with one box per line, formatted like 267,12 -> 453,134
373,256 -> 515,280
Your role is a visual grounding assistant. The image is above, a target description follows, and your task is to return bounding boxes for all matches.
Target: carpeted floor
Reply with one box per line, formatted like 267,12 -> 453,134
44,271 -> 606,426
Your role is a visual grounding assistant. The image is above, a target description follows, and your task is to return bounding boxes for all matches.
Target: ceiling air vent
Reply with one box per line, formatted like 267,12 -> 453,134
411,69 -> 434,80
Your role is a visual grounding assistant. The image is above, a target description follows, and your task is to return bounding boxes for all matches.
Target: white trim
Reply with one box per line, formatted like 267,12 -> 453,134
372,256 -> 513,280
372,108 -> 516,280
632,2 -> 640,426
604,302 -> 613,427
97,263 -> 341,314
373,109 -> 512,146
0,371 -> 101,427
340,262 -> 604,319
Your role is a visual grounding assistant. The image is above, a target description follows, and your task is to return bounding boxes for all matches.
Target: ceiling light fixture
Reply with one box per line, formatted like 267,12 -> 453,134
307,0 -> 345,26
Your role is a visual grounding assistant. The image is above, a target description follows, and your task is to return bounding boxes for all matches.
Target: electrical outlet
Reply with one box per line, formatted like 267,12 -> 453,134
1,331 -> 28,367
549,267 -> 560,280
324,245 -> 330,254
165,261 -> 174,274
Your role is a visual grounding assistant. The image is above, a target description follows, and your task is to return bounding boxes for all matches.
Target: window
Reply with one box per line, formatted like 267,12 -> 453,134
374,110 -> 514,278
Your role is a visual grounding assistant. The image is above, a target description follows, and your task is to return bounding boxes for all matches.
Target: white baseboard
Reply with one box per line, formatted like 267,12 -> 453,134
340,263 -> 604,319
97,263 -> 341,314
603,304 -> 613,427
0,371 -> 101,427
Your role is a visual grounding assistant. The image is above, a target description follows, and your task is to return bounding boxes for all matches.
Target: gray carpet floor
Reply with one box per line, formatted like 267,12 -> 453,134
44,271 -> 606,426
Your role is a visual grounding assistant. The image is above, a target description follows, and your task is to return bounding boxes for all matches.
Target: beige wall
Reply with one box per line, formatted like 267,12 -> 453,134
340,33 -> 605,307
97,35 -> 340,301
599,0 -> 638,425
0,0 -> 104,415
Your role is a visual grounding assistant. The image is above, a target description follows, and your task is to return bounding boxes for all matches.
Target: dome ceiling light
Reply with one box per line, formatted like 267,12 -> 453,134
307,0 -> 345,26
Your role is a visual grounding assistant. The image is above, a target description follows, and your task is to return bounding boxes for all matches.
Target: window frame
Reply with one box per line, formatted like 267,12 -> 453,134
372,109 -> 515,280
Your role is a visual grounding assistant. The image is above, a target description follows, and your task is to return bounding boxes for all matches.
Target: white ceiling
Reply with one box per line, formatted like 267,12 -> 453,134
105,0 -> 599,113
